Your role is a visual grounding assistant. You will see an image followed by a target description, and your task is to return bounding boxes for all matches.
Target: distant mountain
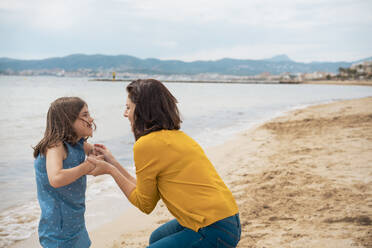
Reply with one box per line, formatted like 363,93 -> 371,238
0,54 -> 370,75
354,56 -> 372,64
263,54 -> 293,62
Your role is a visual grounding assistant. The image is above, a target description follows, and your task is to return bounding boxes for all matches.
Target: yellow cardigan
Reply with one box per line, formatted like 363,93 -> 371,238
129,130 -> 239,232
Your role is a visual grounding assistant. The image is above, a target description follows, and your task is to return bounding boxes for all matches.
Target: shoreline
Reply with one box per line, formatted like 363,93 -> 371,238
4,101 -> 310,248
90,78 -> 281,84
9,96 -> 372,248
302,80 -> 372,86
91,78 -> 372,87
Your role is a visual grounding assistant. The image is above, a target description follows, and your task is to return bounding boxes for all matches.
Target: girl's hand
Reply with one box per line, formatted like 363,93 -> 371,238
83,159 -> 96,174
94,154 -> 105,161
93,144 -> 117,164
87,156 -> 114,176
84,154 -> 103,175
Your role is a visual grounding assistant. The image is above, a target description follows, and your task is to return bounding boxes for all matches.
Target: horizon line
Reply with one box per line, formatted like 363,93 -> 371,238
0,53 -> 371,64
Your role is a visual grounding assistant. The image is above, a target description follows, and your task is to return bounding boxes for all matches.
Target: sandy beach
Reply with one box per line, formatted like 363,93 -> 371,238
11,97 -> 372,248
90,96 -> 372,248
302,80 -> 372,86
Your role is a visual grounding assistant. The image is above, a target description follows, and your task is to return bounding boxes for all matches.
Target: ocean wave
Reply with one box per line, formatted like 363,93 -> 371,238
0,201 -> 40,247
0,172 -> 131,247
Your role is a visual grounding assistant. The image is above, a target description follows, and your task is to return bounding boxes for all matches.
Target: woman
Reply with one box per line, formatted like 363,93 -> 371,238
88,79 -> 241,247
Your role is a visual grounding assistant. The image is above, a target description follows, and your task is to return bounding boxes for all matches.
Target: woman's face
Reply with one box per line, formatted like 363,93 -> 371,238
124,96 -> 135,129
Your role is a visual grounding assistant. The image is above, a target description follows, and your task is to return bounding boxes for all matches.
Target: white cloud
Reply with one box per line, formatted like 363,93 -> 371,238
0,0 -> 96,31
0,0 -> 371,61
155,41 -> 178,49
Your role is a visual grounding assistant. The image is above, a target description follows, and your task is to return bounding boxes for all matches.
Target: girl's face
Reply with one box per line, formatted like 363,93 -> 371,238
124,96 -> 135,129
73,105 -> 94,138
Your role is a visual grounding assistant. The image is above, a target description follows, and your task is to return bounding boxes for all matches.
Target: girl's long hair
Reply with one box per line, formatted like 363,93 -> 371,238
127,79 -> 181,140
33,97 -> 94,158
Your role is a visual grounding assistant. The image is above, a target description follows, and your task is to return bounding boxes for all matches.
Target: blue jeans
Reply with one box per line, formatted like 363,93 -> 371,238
148,214 -> 241,248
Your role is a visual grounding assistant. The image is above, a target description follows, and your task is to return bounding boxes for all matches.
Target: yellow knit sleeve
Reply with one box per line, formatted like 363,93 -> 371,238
129,138 -> 160,214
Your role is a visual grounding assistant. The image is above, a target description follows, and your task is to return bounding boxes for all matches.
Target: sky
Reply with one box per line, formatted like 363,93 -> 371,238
0,0 -> 371,62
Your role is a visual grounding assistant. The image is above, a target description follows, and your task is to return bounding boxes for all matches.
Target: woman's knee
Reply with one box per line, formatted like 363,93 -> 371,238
149,219 -> 183,244
149,226 -> 164,245
149,230 -> 159,245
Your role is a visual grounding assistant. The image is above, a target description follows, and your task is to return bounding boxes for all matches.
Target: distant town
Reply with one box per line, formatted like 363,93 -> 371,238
1,60 -> 371,84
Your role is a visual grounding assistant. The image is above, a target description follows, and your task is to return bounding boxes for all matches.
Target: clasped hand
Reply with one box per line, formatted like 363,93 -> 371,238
87,144 -> 116,176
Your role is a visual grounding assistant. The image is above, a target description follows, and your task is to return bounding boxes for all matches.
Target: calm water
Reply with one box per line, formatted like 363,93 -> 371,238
1,76 -> 372,247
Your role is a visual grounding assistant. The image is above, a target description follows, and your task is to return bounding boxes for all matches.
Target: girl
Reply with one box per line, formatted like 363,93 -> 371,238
89,79 -> 241,247
33,97 -> 96,248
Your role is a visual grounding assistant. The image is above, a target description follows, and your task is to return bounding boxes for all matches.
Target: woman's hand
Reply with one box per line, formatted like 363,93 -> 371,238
93,144 -> 118,165
87,155 -> 115,176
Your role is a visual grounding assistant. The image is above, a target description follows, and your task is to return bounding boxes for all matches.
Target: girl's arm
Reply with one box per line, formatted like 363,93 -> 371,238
46,143 -> 95,188
94,144 -> 137,185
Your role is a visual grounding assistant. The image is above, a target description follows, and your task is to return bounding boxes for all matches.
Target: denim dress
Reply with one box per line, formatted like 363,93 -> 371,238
34,138 -> 91,248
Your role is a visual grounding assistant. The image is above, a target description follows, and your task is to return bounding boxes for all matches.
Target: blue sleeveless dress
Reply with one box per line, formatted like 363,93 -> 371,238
34,138 -> 91,248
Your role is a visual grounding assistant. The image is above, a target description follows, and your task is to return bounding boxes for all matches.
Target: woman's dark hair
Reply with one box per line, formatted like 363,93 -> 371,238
33,97 -> 95,158
127,79 -> 181,140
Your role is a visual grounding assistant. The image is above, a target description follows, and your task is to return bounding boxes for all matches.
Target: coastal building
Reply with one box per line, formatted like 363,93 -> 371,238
340,61 -> 372,79
299,71 -> 332,81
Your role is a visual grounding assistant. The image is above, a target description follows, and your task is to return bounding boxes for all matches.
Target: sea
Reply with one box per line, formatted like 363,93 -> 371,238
0,76 -> 372,247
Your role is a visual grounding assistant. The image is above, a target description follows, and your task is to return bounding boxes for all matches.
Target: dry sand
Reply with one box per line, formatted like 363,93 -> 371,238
11,97 -> 372,248
216,96 -> 372,248
302,80 -> 372,86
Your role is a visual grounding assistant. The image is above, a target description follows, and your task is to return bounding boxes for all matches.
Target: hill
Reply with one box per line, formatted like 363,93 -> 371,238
0,54 -> 369,76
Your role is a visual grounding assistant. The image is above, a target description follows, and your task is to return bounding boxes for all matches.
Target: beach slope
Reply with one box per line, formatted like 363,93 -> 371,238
217,96 -> 372,247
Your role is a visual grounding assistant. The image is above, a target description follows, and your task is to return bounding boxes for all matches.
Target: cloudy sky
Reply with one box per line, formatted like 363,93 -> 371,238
0,0 -> 371,62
